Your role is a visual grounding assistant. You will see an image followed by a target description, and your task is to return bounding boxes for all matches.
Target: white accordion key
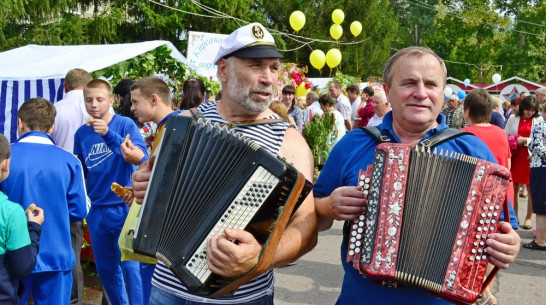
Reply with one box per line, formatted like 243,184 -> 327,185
185,166 -> 279,283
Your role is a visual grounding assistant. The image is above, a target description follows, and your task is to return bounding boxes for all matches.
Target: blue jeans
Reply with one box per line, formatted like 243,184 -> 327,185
149,285 -> 274,305
141,263 -> 155,305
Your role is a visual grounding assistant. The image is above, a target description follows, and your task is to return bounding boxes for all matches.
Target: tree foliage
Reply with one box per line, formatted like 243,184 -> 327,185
1,0 -> 545,83
389,0 -> 545,83
424,0 -> 510,83
259,0 -> 398,79
497,2 -> 546,81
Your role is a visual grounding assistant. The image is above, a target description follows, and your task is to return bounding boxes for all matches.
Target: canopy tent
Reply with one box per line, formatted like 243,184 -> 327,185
446,76 -> 546,101
0,41 -> 201,142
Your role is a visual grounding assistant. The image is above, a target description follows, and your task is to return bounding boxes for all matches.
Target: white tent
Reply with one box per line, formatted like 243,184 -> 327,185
0,40 -> 201,142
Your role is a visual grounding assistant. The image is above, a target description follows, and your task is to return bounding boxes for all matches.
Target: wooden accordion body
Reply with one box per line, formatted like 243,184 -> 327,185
133,116 -> 312,297
347,143 -> 510,304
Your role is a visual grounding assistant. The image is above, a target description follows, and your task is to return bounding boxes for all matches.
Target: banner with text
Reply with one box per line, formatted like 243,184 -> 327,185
187,31 -> 228,78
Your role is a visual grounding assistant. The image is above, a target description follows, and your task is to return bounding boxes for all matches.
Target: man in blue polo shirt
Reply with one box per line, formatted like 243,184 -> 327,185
313,46 -> 521,305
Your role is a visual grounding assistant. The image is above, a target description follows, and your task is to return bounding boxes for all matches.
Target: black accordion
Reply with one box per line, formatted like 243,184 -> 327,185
347,143 -> 510,304
133,116 -> 312,297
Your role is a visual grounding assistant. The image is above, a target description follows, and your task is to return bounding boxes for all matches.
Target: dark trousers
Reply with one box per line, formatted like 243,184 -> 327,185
70,221 -> 84,305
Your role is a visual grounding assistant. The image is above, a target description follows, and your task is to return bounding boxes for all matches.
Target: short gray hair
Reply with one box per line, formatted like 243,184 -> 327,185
382,47 -> 447,88
306,91 -> 319,101
374,91 -> 387,104
217,57 -> 236,81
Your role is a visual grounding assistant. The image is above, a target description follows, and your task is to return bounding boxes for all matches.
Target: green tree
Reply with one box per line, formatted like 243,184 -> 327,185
4,0 -> 543,83
1,1 -> 128,50
425,1 -> 510,82
388,0 -> 546,83
497,2 -> 546,82
0,0 -> 269,51
260,0 -> 398,80
2,0 -> 398,83
494,0 -> 543,17
389,0 -> 441,47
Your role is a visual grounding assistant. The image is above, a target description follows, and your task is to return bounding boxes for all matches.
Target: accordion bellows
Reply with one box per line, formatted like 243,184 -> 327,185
347,143 -> 511,304
133,116 -> 311,297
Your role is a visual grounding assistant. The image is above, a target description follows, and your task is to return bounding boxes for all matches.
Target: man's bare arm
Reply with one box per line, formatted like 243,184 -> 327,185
270,127 -> 318,267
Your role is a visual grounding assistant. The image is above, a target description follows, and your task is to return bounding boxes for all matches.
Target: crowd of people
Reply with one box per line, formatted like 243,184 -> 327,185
0,21 -> 542,305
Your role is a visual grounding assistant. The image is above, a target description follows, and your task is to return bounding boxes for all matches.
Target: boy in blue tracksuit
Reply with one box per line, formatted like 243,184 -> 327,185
0,98 -> 84,305
73,79 -> 149,305
0,133 -> 44,305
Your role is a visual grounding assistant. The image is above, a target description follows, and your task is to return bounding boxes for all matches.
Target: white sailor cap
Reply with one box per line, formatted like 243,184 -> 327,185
213,23 -> 283,65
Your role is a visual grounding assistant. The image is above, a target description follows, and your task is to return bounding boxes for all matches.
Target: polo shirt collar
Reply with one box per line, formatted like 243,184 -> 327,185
376,112 -> 448,144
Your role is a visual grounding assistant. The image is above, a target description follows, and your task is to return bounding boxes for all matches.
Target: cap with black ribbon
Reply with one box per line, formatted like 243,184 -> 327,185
213,23 -> 283,65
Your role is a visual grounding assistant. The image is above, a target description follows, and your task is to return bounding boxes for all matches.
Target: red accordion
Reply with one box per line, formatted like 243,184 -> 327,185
347,143 -> 510,304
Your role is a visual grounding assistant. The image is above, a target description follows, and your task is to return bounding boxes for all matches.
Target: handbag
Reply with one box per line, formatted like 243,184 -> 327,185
118,201 -> 157,264
507,134 -> 519,156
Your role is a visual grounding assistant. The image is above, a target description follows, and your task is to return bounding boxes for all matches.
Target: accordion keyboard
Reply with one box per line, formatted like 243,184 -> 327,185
185,166 -> 280,283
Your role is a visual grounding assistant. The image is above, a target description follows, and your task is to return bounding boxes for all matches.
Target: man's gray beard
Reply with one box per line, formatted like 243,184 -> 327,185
227,69 -> 273,113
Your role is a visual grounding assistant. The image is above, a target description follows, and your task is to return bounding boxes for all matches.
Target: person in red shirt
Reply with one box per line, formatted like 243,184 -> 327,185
357,86 -> 375,127
461,89 -> 514,206
461,88 -> 514,305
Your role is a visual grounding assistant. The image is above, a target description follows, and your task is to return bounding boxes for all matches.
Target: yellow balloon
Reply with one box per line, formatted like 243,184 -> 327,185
350,21 -> 362,37
330,24 -> 343,40
295,83 -> 310,97
325,49 -> 342,68
289,11 -> 306,32
309,50 -> 326,70
332,9 -> 345,25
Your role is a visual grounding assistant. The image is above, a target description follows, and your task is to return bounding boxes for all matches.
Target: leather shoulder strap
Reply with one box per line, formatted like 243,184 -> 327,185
419,128 -> 473,149
360,126 -> 473,149
187,107 -> 204,121
360,126 -> 391,143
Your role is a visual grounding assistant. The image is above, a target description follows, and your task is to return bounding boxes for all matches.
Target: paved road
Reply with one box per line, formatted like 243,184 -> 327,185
274,196 -> 546,305
82,197 -> 545,305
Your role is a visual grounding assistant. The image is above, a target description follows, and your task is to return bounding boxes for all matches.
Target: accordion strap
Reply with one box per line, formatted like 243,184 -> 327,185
188,107 -> 205,121
360,126 -> 473,149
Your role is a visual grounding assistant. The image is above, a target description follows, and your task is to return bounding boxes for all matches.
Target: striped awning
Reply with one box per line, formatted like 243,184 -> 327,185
1,78 -> 64,142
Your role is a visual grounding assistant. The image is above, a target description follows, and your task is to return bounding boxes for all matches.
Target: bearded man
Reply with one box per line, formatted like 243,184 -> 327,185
131,23 -> 317,305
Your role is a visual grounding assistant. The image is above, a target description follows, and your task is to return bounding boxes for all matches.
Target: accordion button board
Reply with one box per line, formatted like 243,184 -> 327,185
346,143 -> 510,304
186,167 -> 279,283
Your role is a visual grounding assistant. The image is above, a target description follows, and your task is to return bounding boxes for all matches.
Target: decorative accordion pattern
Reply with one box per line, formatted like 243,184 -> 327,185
133,116 -> 312,297
347,143 -> 510,304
